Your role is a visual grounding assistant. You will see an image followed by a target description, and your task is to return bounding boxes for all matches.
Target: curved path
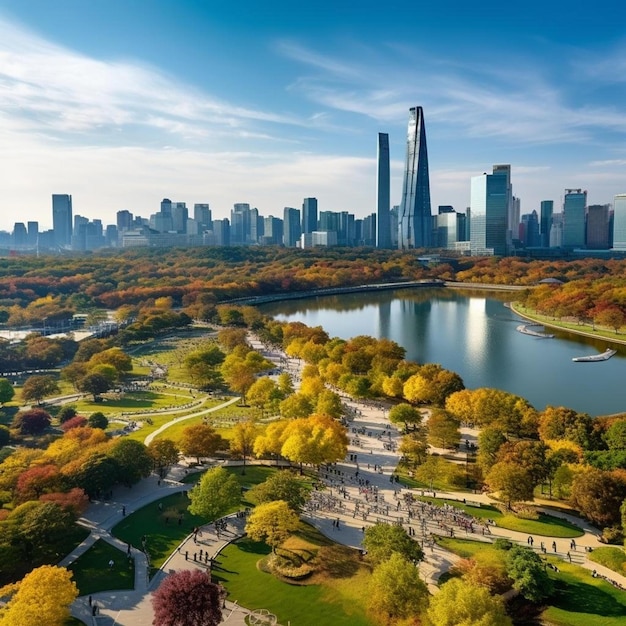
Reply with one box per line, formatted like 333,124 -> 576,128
58,334 -> 625,625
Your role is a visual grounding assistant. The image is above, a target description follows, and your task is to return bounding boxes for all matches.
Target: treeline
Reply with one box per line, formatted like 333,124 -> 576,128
4,247 -> 626,329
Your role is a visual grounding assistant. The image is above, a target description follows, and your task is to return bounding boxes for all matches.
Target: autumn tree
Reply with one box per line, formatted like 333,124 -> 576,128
88,347 -> 133,379
453,547 -> 511,594
280,414 -> 348,472
179,424 -> 223,464
16,464 -> 61,502
248,470 -> 309,511
0,565 -> 78,626
12,407 -> 52,435
184,344 -> 225,389
367,553 -> 428,623
362,522 -> 423,565
229,420 -> 259,474
279,392 -> 313,419
148,438 -> 180,478
486,461 -> 534,509
399,429 -> 429,467
247,377 -> 282,416
315,389 -> 343,419
188,466 -> 240,520
570,467 -> 626,527
151,569 -> 224,626
426,409 -> 461,449
425,578 -> 512,626
245,500 -> 300,553
21,375 -> 59,404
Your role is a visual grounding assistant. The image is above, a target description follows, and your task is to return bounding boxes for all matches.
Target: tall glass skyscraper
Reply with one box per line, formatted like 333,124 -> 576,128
376,132 -> 392,249
52,194 -> 73,247
562,189 -> 587,248
398,107 -> 431,249
540,200 -> 554,248
469,167 -> 509,256
302,198 -> 318,234
613,194 -> 626,250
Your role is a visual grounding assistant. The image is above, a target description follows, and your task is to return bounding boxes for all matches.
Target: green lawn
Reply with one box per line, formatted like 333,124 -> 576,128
588,546 -> 626,576
212,526 -> 374,626
111,491 -> 207,575
419,496 -> 584,537
542,558 -> 626,626
67,539 -> 134,595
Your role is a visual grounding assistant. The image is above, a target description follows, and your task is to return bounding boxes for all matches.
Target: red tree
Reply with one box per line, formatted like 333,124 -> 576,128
40,488 -> 90,516
12,408 -> 52,435
60,415 -> 88,432
152,570 -> 224,626
16,464 -> 61,501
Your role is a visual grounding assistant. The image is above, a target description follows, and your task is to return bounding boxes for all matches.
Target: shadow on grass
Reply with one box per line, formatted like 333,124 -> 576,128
313,545 -> 361,579
551,578 -> 626,618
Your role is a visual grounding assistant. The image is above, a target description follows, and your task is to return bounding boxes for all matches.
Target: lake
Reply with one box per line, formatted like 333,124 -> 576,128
260,287 -> 626,417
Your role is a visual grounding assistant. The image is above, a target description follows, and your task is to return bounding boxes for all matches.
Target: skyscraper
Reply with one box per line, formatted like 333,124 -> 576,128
586,204 -> 610,249
562,189 -> 587,248
283,207 -> 301,247
398,107 -> 432,249
302,198 -> 318,234
540,200 -> 553,247
469,167 -> 510,256
613,194 -> 626,250
376,132 -> 392,249
52,194 -> 73,247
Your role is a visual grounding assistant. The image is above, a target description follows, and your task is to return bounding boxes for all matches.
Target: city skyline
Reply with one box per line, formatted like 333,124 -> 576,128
1,1 -> 626,231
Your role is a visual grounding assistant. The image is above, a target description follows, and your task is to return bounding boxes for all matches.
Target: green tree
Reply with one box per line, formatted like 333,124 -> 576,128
77,372 -> 111,400
108,439 -> 152,487
506,545 -> 553,602
399,429 -> 429,467
0,424 -> 10,447
0,377 -> 15,405
415,454 -> 448,490
184,344 -> 225,389
57,405 -> 77,424
247,377 -> 281,416
425,578 -> 512,626
362,522 -> 423,565
0,565 -> 78,626
477,427 -> 508,473
188,466 -> 240,520
245,500 -> 300,553
367,553 -> 428,622
605,419 -> 626,450
87,411 -> 109,429
389,403 -> 423,431
21,375 -> 60,405
248,470 -> 309,511
315,389 -> 343,419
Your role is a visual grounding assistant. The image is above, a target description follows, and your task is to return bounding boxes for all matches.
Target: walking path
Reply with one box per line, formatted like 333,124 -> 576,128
58,334 -> 625,625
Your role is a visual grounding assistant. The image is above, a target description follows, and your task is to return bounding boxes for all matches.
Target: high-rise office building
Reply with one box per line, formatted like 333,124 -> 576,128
540,200 -> 553,247
586,204 -> 610,249
376,132 -> 392,248
117,210 -> 133,231
398,106 -> 432,249
562,189 -> 587,248
231,203 -> 251,245
193,204 -> 212,230
613,194 -> 626,250
302,198 -> 318,234
171,203 -> 188,233
283,207 -> 301,247
52,194 -> 73,247
469,167 -> 510,256
27,221 -> 38,246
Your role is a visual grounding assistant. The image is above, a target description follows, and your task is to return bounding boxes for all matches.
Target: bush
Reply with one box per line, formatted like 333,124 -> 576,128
60,416 -> 88,432
57,405 -> 77,424
12,408 -> 52,435
600,526 -> 624,545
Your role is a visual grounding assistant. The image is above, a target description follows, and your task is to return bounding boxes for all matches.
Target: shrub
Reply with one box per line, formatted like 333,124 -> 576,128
60,416 -> 88,432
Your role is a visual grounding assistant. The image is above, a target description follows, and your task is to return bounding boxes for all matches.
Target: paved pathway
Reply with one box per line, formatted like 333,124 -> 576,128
58,333 -> 625,625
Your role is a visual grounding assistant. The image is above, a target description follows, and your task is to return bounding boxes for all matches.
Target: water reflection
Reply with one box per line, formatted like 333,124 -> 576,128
260,288 -> 626,416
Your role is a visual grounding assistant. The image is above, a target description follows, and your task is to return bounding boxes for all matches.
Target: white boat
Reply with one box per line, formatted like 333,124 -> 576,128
572,348 -> 617,362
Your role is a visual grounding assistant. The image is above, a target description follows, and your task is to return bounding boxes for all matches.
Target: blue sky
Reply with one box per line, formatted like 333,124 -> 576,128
1,0 -> 626,232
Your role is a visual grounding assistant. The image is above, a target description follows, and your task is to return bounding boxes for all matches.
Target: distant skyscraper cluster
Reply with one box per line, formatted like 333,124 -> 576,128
1,105 -> 624,257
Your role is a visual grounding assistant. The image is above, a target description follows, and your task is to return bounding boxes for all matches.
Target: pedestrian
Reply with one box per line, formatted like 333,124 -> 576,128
108,559 -> 114,569
552,541 -> 557,553
567,551 -> 572,562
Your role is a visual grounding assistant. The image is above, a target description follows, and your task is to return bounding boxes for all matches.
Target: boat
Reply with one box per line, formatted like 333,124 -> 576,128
572,348 -> 617,362
516,324 -> 554,339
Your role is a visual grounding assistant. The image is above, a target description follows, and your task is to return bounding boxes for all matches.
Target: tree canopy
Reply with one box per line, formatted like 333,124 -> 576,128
188,466 -> 240,520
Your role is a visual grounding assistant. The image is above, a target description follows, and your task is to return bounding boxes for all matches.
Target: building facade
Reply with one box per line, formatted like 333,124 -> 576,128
398,106 -> 432,249
376,132 -> 392,249
562,189 -> 587,248
52,194 -> 73,247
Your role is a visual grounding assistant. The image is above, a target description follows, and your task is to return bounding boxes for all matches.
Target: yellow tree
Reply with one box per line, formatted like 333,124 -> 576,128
253,420 -> 289,458
0,565 -> 78,626
281,414 -> 348,472
178,424 -> 223,464
245,500 -> 300,553
230,420 -> 259,474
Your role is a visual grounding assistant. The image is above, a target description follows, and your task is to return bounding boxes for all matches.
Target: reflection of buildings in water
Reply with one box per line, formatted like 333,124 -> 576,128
378,299 -> 391,338
466,297 -> 488,368
395,297 -> 432,364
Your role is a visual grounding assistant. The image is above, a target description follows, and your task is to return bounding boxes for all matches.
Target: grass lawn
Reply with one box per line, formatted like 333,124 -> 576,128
212,523 -> 374,626
67,539 -> 134,595
419,496 -> 584,537
111,467 -> 283,576
435,537 -> 626,626
588,546 -> 626,576
542,558 -> 626,626
111,491 -> 206,575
